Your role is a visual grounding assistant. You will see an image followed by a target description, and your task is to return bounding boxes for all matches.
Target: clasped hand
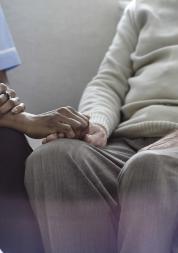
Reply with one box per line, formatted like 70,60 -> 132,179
43,120 -> 108,148
0,83 -> 108,147
0,82 -> 25,115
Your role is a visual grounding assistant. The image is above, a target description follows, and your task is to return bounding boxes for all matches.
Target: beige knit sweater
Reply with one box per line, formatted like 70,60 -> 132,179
79,0 -> 178,138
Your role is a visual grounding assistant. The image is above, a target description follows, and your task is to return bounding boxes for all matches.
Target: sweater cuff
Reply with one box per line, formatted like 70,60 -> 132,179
88,113 -> 115,137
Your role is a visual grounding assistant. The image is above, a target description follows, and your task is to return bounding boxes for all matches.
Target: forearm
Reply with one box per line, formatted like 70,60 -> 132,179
0,111 -> 34,134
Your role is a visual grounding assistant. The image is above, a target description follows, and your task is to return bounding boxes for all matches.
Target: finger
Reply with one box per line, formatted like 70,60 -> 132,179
67,107 -> 89,122
64,129 -> 76,138
57,107 -> 89,128
83,114 -> 90,120
11,103 -> 26,114
0,97 -> 20,115
67,113 -> 89,129
77,126 -> 89,139
56,122 -> 75,138
0,83 -> 7,93
0,93 -> 9,106
42,133 -> 59,144
57,113 -> 82,129
7,88 -> 16,98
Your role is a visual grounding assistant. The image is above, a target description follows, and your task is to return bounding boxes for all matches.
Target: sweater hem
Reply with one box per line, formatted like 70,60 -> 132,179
114,121 -> 178,138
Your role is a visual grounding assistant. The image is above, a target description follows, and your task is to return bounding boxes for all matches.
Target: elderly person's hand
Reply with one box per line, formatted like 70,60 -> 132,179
0,82 -> 25,115
83,122 -> 107,147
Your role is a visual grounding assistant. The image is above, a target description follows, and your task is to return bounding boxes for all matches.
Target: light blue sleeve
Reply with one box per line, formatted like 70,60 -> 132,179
0,5 -> 21,71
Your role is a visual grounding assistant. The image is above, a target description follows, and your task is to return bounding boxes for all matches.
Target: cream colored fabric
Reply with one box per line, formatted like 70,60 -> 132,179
79,0 -> 178,138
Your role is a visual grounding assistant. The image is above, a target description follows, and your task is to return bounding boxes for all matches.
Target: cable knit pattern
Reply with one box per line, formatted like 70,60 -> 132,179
79,0 -> 178,137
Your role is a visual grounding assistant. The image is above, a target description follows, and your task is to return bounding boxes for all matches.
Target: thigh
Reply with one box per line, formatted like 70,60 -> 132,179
26,137 -> 136,199
0,127 -> 32,193
25,137 -> 139,253
0,128 -> 44,253
117,147 -> 178,253
25,136 -> 155,209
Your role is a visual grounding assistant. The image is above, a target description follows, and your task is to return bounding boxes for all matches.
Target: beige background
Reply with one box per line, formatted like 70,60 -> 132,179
2,0 -> 119,113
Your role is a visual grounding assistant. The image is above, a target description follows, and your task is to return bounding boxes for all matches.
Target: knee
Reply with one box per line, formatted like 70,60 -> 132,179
119,150 -> 163,193
26,138 -> 89,167
25,138 -> 90,186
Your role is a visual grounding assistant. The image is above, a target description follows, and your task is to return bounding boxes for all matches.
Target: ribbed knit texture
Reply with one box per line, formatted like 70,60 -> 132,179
78,0 -> 178,138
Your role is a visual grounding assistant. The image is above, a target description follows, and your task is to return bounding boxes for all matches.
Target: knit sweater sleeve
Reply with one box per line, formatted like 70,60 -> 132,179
78,0 -> 138,137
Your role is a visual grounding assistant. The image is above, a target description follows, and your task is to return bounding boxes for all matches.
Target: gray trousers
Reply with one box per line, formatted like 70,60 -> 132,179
25,136 -> 178,253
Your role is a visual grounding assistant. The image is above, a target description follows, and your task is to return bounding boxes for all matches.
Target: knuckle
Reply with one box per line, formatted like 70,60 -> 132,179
21,103 -> 25,110
66,106 -> 74,111
15,97 -> 20,103
9,99 -> 16,107
58,107 -> 66,114
10,90 -> 16,97
0,83 -> 7,92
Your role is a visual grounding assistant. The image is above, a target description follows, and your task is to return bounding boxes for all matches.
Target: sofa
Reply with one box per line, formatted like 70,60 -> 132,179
1,0 -> 130,148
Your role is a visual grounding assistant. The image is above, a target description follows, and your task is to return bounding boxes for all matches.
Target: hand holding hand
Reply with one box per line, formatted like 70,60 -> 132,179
25,106 -> 89,139
42,112 -> 107,148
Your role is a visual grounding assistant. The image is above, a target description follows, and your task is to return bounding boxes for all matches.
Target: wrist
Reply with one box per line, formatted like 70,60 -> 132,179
88,114 -> 110,137
93,123 -> 107,136
0,112 -> 35,134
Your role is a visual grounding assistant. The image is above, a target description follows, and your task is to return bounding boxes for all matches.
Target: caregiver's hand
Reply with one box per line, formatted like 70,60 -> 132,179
0,106 -> 89,139
0,82 -> 25,115
42,107 -> 89,144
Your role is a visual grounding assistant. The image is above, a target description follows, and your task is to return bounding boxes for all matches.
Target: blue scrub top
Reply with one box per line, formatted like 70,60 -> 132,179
0,5 -> 21,71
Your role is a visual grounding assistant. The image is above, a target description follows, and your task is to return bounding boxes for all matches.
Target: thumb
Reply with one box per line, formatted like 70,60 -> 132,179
84,133 -> 106,147
84,134 -> 94,144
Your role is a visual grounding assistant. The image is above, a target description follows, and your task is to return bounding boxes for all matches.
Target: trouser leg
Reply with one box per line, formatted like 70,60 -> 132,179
0,128 -> 44,253
117,148 -> 178,253
25,137 -> 143,253
172,224 -> 178,253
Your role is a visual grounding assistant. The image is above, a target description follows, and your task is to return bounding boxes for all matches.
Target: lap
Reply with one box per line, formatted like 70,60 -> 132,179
25,136 -> 156,205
